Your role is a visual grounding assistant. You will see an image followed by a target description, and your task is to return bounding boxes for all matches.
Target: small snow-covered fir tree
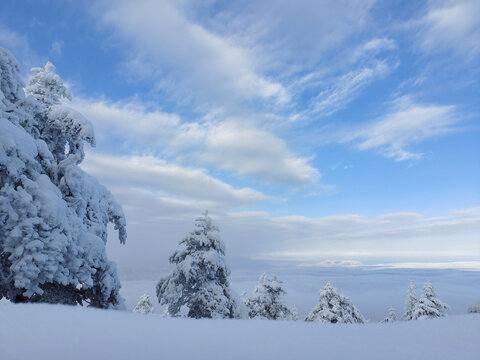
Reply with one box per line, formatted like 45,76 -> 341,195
304,282 -> 365,323
468,301 -> 480,313
382,307 -> 397,323
0,47 -> 126,308
291,304 -> 299,321
156,211 -> 241,319
245,273 -> 296,320
402,281 -> 417,321
412,281 -> 448,320
133,294 -> 154,314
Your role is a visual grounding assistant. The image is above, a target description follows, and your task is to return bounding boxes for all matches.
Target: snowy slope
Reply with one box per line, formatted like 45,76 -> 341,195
0,303 -> 479,360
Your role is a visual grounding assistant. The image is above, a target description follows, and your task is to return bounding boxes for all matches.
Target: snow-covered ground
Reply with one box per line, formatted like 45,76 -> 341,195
0,302 -> 479,360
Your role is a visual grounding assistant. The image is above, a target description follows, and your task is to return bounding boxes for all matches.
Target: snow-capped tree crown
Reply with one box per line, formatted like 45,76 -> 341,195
0,47 -> 126,308
156,211 -> 242,319
382,307 -> 397,323
0,49 -> 24,105
171,210 -> 225,263
133,294 -> 154,314
413,281 -> 448,320
26,61 -> 71,107
245,273 -> 295,320
305,282 -> 365,324
402,281 -> 417,321
25,62 -> 95,164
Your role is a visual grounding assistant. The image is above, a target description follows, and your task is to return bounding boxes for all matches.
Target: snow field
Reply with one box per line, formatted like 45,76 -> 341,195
0,303 -> 479,360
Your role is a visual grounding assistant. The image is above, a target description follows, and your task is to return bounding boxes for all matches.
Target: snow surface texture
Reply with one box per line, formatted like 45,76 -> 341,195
0,303 -> 479,360
245,272 -> 297,320
305,281 -> 365,323
0,47 -> 126,308
156,211 -> 244,318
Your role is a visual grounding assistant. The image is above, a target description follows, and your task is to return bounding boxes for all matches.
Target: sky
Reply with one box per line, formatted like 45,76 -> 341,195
1,0 -> 479,273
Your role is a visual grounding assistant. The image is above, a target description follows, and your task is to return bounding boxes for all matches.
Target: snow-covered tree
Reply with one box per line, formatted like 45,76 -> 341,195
412,281 -> 448,320
382,307 -> 397,323
304,282 -> 365,323
291,305 -> 299,321
402,281 -> 417,321
468,301 -> 480,313
245,273 -> 296,320
0,47 -> 127,308
156,211 -> 242,319
134,294 -> 154,314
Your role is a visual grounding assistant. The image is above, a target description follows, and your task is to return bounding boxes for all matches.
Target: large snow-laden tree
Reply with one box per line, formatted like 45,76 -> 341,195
304,282 -> 365,323
0,48 -> 127,308
245,273 -> 296,320
156,211 -> 242,319
412,281 -> 448,320
402,281 -> 417,321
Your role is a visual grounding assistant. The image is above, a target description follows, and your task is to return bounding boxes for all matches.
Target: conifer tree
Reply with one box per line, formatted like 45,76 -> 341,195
413,281 -> 448,319
468,301 -> 480,313
304,282 -> 365,323
245,273 -> 296,320
156,211 -> 242,319
0,47 -> 126,308
402,281 -> 417,320
134,294 -> 154,314
382,307 -> 397,323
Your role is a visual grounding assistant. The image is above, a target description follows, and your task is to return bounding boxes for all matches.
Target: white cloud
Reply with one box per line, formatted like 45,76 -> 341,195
199,0 -> 378,71
417,0 -> 480,58
49,40 -> 63,58
240,209 -> 480,261
0,24 -> 38,70
344,96 -> 458,160
350,38 -> 397,63
183,120 -> 321,187
105,197 -> 480,270
92,0 -> 398,119
72,98 -> 320,187
298,259 -> 364,268
296,259 -> 480,271
311,61 -> 392,116
81,153 -> 266,209
96,0 -> 288,108
72,99 -> 180,146
374,261 -> 480,271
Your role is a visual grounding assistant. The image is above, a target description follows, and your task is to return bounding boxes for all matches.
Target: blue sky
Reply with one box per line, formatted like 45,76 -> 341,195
1,0 -> 479,269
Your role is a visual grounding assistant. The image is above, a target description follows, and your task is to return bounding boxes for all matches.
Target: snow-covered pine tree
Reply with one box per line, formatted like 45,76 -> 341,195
402,281 -> 417,320
156,211 -> 241,319
382,307 -> 397,323
245,273 -> 296,320
0,47 -> 127,308
291,304 -> 299,321
468,301 -> 480,313
412,281 -> 448,320
304,282 -> 365,323
133,294 -> 154,314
